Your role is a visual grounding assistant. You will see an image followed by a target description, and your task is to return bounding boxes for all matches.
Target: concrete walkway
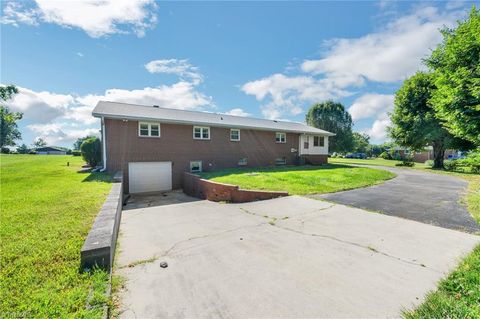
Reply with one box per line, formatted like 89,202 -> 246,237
116,195 -> 479,319
315,166 -> 479,233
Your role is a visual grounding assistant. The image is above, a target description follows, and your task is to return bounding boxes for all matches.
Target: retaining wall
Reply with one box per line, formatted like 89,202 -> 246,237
183,172 -> 288,203
80,172 -> 123,271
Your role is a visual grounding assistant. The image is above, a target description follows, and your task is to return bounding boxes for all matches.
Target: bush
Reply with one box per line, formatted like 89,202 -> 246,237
80,137 -> 101,167
28,150 -> 37,154
424,160 -> 434,168
72,150 -> 81,156
443,159 -> 458,171
66,149 -> 72,155
456,150 -> 480,173
379,151 -> 391,160
1,147 -> 10,154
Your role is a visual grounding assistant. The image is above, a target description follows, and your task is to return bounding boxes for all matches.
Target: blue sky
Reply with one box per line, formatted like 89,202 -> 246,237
1,0 -> 477,147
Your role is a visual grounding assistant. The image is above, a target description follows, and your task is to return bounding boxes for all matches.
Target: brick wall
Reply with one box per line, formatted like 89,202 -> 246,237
183,172 -> 288,203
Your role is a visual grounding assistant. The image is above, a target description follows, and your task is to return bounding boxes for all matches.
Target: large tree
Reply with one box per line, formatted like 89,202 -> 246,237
389,72 -> 472,168
306,101 -> 353,153
425,7 -> 480,146
0,85 -> 22,149
32,138 -> 47,148
352,132 -> 370,153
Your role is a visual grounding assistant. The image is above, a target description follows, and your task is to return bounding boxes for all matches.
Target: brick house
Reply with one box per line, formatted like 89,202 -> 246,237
92,101 -> 334,194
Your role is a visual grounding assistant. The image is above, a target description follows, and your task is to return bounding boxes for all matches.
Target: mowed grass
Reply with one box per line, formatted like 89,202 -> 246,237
0,155 -> 113,318
329,157 -> 425,167
199,164 -> 395,195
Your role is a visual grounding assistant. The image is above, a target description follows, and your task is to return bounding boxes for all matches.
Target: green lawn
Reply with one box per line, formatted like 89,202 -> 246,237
0,155 -> 112,318
199,164 -> 395,195
329,157 -> 426,167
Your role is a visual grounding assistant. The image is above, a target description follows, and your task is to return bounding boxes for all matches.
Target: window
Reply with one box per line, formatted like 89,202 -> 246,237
275,157 -> 287,165
193,126 -> 210,140
304,141 -> 309,149
139,122 -> 160,137
314,136 -> 324,147
238,158 -> 247,166
190,161 -> 202,173
230,129 -> 240,141
275,132 -> 286,143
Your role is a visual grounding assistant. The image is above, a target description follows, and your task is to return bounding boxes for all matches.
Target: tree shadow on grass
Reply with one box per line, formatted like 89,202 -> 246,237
81,171 -> 113,183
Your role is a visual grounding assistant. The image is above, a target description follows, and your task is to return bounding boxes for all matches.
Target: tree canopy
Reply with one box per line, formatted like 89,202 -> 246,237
426,7 -> 480,146
0,85 -> 22,150
389,72 -> 473,168
352,132 -> 370,153
32,138 -> 47,148
73,135 -> 96,150
306,101 -> 353,153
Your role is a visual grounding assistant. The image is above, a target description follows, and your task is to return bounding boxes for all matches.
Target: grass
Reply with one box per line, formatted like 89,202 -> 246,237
330,157 -> 480,318
329,157 -> 425,167
0,155 -> 113,318
199,164 -> 395,195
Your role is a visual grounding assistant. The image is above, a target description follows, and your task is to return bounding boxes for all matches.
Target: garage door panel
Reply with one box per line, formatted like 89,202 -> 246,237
129,162 -> 172,194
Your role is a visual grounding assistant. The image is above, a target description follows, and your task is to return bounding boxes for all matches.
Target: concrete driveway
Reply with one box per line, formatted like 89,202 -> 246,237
316,166 -> 480,233
116,193 -> 479,319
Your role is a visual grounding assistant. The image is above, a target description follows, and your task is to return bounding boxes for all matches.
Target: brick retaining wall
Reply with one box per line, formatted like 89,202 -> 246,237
183,172 -> 288,203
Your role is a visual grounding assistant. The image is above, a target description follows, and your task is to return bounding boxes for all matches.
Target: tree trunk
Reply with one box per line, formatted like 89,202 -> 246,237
432,141 -> 445,169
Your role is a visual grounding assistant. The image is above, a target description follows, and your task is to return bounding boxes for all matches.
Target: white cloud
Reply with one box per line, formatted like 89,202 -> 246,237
224,108 -> 251,117
76,52 -> 84,57
145,59 -> 203,84
301,6 -> 461,84
28,123 -> 99,146
241,73 -> 351,119
1,0 -> 158,38
364,113 -> 391,141
348,94 -> 394,121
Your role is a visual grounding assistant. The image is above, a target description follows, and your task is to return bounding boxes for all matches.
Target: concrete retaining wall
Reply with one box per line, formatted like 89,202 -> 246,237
80,173 -> 123,271
183,172 -> 288,203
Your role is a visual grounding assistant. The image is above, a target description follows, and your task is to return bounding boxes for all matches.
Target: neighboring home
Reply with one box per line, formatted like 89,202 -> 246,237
392,146 -> 461,163
92,101 -> 334,194
35,146 -> 67,155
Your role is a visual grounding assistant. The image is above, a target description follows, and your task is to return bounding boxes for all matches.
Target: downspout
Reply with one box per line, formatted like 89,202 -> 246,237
100,116 -> 107,172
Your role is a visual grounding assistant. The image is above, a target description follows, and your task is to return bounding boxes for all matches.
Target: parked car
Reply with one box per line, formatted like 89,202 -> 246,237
345,153 -> 367,159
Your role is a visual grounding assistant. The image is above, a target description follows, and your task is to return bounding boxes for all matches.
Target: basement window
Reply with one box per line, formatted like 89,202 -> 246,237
193,126 -> 210,140
190,161 -> 202,173
314,136 -> 324,147
138,122 -> 161,137
275,132 -> 286,143
275,157 -> 287,165
238,158 -> 248,166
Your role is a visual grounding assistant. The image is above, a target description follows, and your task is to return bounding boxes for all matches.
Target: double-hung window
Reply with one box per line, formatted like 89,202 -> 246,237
193,126 -> 210,140
313,136 -> 324,147
138,122 -> 160,137
230,129 -> 240,141
275,132 -> 286,143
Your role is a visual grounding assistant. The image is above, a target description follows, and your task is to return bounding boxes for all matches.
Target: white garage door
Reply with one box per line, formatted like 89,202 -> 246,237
128,162 -> 172,194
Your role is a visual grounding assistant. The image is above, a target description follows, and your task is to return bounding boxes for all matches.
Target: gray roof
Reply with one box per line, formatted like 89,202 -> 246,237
92,101 -> 334,135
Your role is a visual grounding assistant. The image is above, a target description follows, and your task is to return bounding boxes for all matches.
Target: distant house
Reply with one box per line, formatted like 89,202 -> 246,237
392,146 -> 461,163
92,101 -> 334,194
35,146 -> 67,155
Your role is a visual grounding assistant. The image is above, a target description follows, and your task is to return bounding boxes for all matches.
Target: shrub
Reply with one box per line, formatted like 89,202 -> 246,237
72,150 -> 81,156
443,159 -> 458,171
424,160 -> 434,168
66,149 -> 72,155
379,151 -> 391,160
456,150 -> 480,173
1,147 -> 10,154
80,137 -> 101,167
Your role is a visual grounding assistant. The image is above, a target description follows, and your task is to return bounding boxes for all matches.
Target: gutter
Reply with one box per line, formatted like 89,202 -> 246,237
100,116 -> 107,172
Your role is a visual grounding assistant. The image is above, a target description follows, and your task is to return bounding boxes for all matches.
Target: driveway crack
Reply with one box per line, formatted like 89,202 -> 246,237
239,207 -> 442,273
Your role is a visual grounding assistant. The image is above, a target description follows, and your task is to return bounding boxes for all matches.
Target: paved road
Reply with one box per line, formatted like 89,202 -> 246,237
117,195 -> 479,318
315,166 -> 480,233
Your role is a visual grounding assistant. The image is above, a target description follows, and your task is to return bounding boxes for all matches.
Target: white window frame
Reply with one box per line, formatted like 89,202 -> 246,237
230,129 -> 240,141
190,161 -> 202,173
138,122 -> 161,137
193,126 -> 210,140
313,136 -> 324,147
275,132 -> 286,143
